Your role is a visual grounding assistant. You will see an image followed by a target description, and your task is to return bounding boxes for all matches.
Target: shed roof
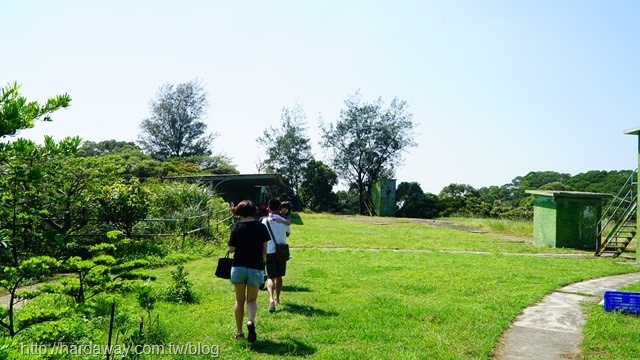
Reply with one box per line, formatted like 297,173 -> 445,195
624,126 -> 640,135
166,173 -> 284,189
525,190 -> 611,199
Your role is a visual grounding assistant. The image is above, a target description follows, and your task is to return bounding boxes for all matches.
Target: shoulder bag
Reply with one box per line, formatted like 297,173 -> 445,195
215,251 -> 233,279
266,220 -> 290,262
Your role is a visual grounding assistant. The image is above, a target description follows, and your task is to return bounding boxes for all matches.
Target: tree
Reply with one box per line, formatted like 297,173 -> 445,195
41,150 -> 125,258
0,82 -> 71,138
39,233 -> 154,305
76,139 -> 141,157
299,160 -> 338,212
395,182 -> 440,219
137,79 -> 216,160
257,104 -> 313,196
176,154 -> 239,174
97,178 -> 150,237
438,183 -> 479,216
0,83 -> 72,257
0,256 -> 61,337
321,92 -> 417,214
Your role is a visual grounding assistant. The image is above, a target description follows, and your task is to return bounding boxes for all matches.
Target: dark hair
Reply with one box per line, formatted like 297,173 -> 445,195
280,201 -> 292,211
267,198 -> 281,212
233,200 -> 258,217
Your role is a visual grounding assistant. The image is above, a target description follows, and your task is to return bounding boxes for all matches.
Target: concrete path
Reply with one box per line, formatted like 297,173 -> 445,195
495,272 -> 640,360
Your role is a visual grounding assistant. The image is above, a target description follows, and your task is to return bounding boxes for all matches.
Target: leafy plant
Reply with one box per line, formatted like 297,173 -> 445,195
0,256 -> 61,337
164,265 -> 197,304
97,179 -> 150,238
39,232 -> 155,305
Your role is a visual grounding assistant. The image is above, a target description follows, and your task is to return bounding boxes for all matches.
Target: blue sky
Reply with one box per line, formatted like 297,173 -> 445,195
3,1 -> 639,194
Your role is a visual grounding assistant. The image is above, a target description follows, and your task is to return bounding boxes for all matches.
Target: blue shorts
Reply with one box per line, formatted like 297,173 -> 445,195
230,266 -> 265,287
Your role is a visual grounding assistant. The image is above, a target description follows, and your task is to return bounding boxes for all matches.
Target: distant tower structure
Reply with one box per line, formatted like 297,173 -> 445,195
371,179 -> 396,217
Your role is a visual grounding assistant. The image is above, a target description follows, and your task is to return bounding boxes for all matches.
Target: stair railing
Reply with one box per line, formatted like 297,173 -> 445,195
596,169 -> 637,251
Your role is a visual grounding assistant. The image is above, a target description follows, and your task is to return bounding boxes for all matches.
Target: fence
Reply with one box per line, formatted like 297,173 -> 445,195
36,206 -> 236,249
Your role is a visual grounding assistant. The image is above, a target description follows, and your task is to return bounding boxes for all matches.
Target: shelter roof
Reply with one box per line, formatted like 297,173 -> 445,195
525,190 -> 611,199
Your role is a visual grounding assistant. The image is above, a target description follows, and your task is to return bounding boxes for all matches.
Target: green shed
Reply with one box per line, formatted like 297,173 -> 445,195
371,179 -> 396,217
526,190 -> 610,250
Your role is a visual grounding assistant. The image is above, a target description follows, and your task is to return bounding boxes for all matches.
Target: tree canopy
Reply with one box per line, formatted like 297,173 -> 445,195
257,104 -> 313,193
137,79 -> 216,160
0,82 -> 71,139
321,92 -> 417,214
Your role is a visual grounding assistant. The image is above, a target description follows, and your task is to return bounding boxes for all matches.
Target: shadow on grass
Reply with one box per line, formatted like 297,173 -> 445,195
283,302 -> 338,317
290,213 -> 304,225
251,338 -> 316,356
282,285 -> 311,292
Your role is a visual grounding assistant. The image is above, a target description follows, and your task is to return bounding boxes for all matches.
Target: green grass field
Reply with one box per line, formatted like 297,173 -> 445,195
135,213 -> 640,359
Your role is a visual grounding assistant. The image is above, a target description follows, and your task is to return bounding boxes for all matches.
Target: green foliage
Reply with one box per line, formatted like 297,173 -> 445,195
0,82 -> 71,138
163,265 -> 197,304
566,169 -> 633,194
0,336 -> 29,359
0,256 -> 60,337
395,182 -> 440,219
430,169 -> 634,220
40,155 -> 121,248
537,181 -> 576,191
137,286 -> 156,314
333,188 -> 359,214
146,182 -> 217,218
77,139 -> 142,157
299,160 -> 338,212
137,79 -> 216,160
97,178 -> 150,237
173,154 -> 238,175
321,92 -> 417,214
51,240 -> 153,305
258,103 -> 314,202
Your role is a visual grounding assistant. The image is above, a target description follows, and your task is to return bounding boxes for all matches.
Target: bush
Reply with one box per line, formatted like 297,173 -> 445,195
163,266 -> 198,304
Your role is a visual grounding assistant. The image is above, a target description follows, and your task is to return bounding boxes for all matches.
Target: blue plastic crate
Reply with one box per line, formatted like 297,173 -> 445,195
603,290 -> 640,315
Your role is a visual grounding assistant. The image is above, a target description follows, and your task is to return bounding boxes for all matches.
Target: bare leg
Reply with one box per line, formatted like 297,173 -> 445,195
246,285 -> 259,342
266,278 -> 276,311
275,277 -> 283,304
246,285 -> 259,322
233,284 -> 246,335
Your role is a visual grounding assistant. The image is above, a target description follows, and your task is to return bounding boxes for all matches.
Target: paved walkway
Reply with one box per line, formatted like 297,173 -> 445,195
494,272 -> 640,360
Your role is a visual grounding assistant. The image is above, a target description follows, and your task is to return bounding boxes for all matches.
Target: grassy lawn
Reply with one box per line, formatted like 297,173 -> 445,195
581,282 -> 640,359
135,213 -> 640,359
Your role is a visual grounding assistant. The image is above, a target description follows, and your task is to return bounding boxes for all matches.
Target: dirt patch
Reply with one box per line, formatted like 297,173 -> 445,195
407,218 -> 533,244
0,285 -> 37,309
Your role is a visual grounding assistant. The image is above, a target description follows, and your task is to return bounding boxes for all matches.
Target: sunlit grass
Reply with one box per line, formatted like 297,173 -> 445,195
7,213 -> 638,359
291,213 -> 578,254
443,216 -> 533,238
126,213 -> 639,359
581,282 -> 640,359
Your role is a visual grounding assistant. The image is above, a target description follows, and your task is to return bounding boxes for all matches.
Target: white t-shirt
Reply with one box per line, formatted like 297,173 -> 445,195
262,215 -> 289,254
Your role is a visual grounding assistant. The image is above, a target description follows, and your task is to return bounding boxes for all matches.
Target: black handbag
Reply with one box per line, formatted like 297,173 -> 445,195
259,268 -> 268,290
215,252 -> 233,279
266,221 -> 290,261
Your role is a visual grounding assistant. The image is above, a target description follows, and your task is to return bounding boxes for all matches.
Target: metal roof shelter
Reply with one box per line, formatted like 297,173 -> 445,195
165,173 -> 285,205
526,190 -> 610,250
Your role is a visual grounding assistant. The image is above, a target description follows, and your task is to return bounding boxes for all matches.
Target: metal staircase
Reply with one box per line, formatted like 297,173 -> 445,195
595,169 -> 637,257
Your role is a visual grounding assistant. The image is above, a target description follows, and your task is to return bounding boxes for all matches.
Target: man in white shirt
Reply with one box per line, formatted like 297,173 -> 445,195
261,199 -> 289,313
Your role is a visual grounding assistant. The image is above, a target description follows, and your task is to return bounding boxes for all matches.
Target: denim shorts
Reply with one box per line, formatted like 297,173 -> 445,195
230,266 -> 265,287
